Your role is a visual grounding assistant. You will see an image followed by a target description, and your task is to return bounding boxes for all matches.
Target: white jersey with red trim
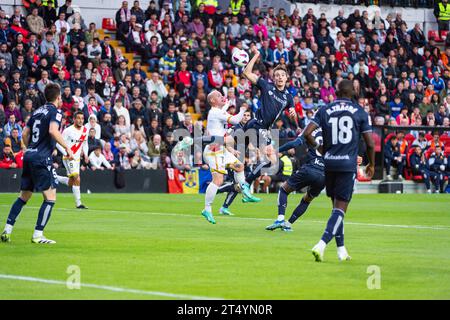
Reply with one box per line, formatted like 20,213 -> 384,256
206,106 -> 245,137
61,125 -> 89,160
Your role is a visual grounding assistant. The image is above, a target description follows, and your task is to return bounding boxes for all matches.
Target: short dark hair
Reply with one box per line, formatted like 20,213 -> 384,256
336,80 -> 354,98
73,111 -> 84,119
44,83 -> 61,102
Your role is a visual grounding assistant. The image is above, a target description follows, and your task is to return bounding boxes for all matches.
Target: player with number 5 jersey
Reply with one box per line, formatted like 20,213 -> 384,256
56,111 -> 89,209
1,84 -> 74,245
302,80 -> 375,262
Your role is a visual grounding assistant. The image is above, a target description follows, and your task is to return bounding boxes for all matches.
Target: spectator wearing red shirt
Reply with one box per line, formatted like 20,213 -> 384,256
207,61 -> 224,90
0,144 -> 20,169
269,29 -> 283,50
368,59 -> 380,78
335,44 -> 349,62
174,60 -> 191,93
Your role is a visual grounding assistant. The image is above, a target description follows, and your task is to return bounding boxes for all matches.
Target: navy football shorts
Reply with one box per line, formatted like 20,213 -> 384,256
21,156 -> 58,192
325,171 -> 356,202
286,165 -> 325,198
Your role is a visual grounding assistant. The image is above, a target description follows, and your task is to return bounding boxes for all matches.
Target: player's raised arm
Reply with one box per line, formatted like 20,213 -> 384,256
303,122 -> 320,150
362,132 -> 375,178
278,135 -> 305,153
243,45 -> 260,85
226,103 -> 248,125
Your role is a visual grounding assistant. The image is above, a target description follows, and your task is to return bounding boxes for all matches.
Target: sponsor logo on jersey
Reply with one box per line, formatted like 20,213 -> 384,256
324,152 -> 350,160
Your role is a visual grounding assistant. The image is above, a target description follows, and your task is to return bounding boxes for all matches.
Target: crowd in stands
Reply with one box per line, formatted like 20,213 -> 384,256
0,0 -> 449,191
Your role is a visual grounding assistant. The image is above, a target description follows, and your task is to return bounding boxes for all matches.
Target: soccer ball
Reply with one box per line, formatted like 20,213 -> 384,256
232,49 -> 249,67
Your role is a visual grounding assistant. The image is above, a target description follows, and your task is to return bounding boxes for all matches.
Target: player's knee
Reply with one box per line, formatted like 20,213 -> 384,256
281,182 -> 293,194
304,193 -> 315,203
232,163 -> 244,172
213,175 -> 224,186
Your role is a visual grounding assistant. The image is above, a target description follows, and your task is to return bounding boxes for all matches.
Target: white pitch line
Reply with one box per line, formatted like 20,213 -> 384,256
0,204 -> 449,231
0,274 -> 224,300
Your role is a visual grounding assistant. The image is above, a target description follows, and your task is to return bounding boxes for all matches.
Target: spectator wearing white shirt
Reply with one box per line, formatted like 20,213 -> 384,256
85,114 -> 102,140
55,12 -> 71,34
146,72 -> 168,101
113,100 -> 131,128
328,20 -> 341,43
89,146 -> 113,170
87,38 -> 103,66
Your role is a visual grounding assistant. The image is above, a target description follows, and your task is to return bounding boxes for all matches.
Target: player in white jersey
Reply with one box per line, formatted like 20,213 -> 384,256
56,111 -> 89,209
201,90 -> 259,224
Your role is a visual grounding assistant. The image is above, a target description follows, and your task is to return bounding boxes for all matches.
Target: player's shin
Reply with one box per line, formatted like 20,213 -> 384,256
4,197 -> 27,234
33,200 -> 55,238
321,208 -> 345,245
234,170 -> 247,189
335,221 -> 344,247
277,186 -> 289,221
288,198 -> 311,224
223,191 -> 238,208
72,186 -> 82,207
204,183 -> 219,213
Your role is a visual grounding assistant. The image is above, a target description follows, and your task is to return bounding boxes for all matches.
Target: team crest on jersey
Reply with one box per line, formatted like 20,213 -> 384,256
283,94 -> 287,99
268,91 -> 273,96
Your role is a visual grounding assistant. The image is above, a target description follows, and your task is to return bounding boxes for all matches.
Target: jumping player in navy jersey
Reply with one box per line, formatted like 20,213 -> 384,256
242,45 -> 297,134
302,80 -> 375,262
1,84 -> 74,245
265,128 -> 326,232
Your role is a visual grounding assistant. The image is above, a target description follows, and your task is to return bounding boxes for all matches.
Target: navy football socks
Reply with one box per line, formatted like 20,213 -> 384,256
6,198 -> 27,226
288,198 -> 310,224
277,187 -> 288,216
35,201 -> 55,232
321,208 -> 345,244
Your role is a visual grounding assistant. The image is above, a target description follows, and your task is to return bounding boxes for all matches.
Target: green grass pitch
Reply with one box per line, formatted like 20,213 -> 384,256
0,193 -> 449,299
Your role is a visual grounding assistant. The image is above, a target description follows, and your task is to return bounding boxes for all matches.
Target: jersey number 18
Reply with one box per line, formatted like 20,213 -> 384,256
329,116 -> 353,145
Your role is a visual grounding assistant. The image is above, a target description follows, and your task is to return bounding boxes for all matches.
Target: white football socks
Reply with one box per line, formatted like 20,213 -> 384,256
72,186 -> 82,207
4,224 -> 13,234
234,170 -> 247,187
204,183 -> 219,213
33,230 -> 43,239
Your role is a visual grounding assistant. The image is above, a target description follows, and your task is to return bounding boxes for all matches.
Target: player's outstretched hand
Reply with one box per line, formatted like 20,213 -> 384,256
365,164 -> 375,179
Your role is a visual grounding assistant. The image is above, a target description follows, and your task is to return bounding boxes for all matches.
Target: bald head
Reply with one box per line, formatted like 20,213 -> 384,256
207,90 -> 226,108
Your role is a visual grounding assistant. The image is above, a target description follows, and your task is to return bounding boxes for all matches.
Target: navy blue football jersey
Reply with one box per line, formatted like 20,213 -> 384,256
25,103 -> 63,160
311,98 -> 372,172
255,78 -> 294,129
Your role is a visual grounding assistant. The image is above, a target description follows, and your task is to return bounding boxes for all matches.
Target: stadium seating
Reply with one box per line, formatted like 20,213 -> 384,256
428,30 -> 443,43
404,133 -> 416,146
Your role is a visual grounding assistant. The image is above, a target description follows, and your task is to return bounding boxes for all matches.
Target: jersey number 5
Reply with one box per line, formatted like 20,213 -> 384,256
329,116 -> 353,145
32,120 -> 41,143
